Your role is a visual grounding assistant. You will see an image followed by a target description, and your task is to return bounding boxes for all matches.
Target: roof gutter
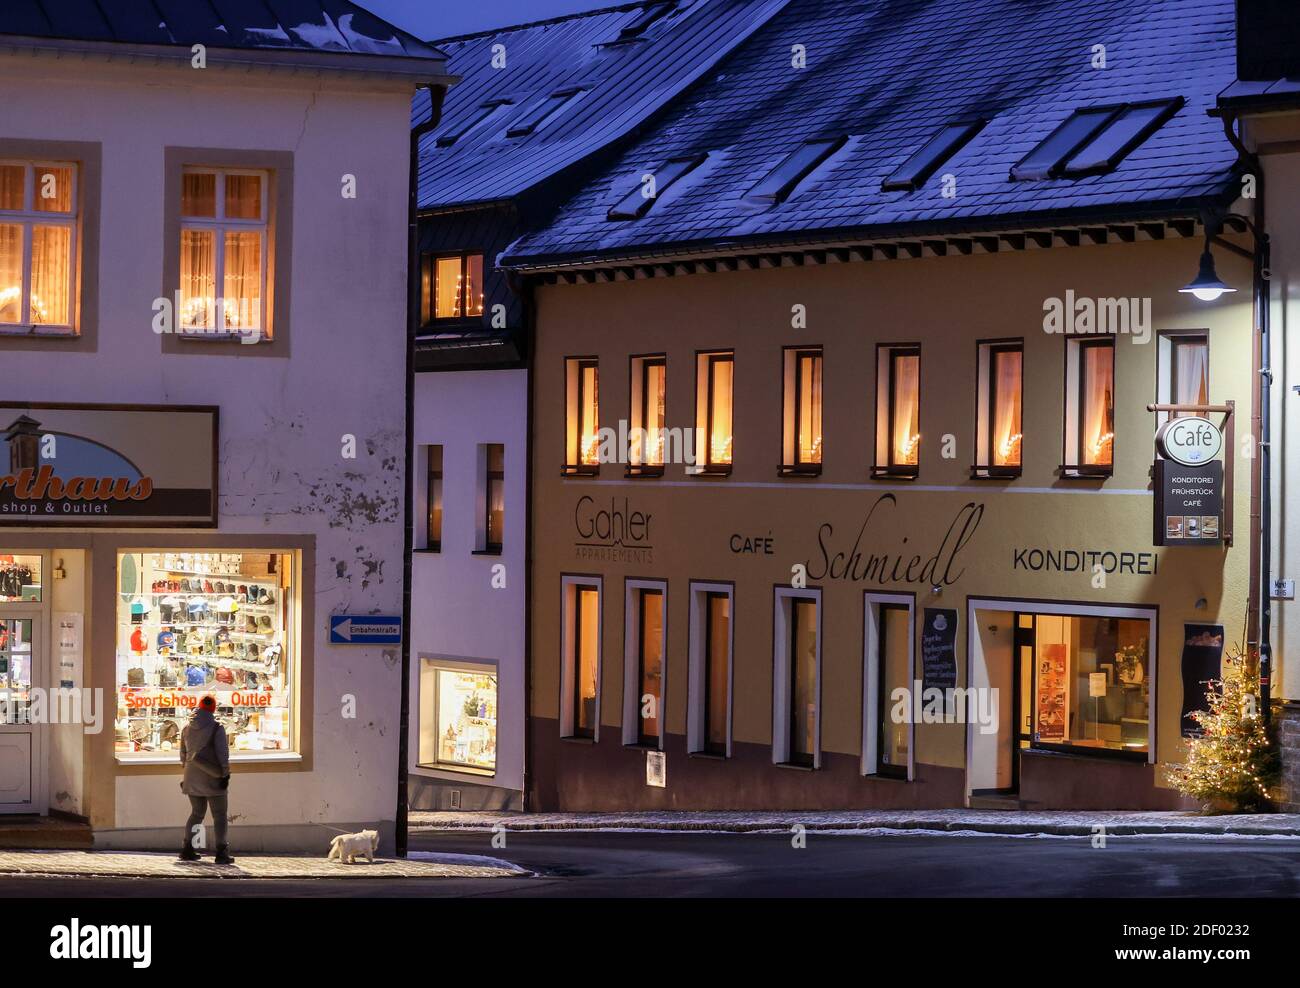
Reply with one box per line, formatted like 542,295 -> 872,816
0,34 -> 455,84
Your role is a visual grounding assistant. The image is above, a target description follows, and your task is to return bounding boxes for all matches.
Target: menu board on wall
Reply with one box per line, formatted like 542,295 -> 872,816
1154,459 -> 1223,546
920,608 -> 958,693
1181,623 -> 1225,737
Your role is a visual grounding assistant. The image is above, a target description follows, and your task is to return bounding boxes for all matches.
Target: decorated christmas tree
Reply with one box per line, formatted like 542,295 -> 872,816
1169,647 -> 1280,814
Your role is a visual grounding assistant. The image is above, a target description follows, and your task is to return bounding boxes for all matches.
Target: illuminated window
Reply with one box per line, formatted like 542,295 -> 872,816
562,577 -> 601,739
695,351 -> 733,474
479,443 -> 504,554
1158,332 -> 1209,422
688,582 -> 732,756
1064,338 -> 1114,475
623,581 -> 666,747
974,340 -> 1023,477
418,660 -> 497,772
782,347 -> 823,475
628,354 -> 666,475
564,357 -> 601,475
774,588 -> 819,768
424,445 -> 442,552
0,554 -> 41,602
179,169 -> 267,337
115,551 -> 296,760
421,252 -> 484,322
0,161 -> 77,334
874,345 -> 921,477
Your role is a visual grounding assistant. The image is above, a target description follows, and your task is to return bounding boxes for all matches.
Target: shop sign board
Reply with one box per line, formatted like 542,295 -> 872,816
1155,417 -> 1223,467
329,614 -> 402,645
1153,459 -> 1222,546
0,403 -> 217,527
920,608 -> 958,693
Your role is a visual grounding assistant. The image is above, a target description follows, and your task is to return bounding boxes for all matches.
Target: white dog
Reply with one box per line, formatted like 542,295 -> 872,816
328,829 -> 379,864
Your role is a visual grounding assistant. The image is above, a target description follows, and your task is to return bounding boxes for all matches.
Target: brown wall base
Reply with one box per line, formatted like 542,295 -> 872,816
1019,750 -> 1188,810
528,717 -> 965,812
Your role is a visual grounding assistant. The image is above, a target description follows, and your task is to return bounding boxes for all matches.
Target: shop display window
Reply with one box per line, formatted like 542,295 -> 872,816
0,554 -> 41,602
418,661 -> 498,772
115,551 -> 295,759
1024,612 -> 1149,754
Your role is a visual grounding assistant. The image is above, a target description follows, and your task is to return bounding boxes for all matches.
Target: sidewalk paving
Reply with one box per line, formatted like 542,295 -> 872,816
0,849 -> 528,880
410,808 -> 1300,838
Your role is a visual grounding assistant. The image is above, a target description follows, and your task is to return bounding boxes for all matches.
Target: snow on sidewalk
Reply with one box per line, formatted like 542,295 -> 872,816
410,808 -> 1300,838
0,849 -> 529,880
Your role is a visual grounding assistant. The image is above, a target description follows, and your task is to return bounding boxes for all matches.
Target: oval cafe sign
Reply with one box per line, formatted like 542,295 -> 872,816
1155,416 -> 1223,467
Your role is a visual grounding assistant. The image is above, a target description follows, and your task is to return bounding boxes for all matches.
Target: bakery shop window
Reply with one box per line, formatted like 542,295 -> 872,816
417,659 -> 497,774
0,554 -> 41,602
1019,611 -> 1151,757
116,551 -> 296,760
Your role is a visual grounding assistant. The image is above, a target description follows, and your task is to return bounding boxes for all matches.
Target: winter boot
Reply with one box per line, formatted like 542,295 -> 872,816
179,839 -> 200,862
214,844 -> 236,865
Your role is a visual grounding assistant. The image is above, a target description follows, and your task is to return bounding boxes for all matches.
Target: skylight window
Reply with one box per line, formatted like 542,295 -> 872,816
607,154 -> 707,220
436,100 -> 511,148
614,3 -> 675,41
747,138 -> 847,205
1011,99 -> 1182,180
506,89 -> 583,138
881,120 -> 985,192
1059,99 -> 1183,176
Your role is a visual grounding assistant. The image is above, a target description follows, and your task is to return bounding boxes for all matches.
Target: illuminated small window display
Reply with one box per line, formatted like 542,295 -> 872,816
419,663 -> 498,772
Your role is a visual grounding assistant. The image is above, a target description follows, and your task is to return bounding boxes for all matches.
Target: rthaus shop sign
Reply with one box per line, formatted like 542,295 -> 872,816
0,403 -> 217,527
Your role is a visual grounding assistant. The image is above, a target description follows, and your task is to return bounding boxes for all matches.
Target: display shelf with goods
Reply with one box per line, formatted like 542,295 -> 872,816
115,551 -> 295,759
0,554 -> 41,603
420,664 -> 498,773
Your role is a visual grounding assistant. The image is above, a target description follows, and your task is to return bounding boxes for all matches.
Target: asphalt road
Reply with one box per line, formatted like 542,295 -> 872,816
1,831 -> 1299,897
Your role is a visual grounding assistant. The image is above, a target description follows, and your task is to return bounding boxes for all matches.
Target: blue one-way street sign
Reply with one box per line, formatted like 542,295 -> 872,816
329,615 -> 402,645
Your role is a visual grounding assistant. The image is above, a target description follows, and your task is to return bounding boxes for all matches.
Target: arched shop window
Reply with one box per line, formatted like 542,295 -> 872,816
116,551 -> 295,759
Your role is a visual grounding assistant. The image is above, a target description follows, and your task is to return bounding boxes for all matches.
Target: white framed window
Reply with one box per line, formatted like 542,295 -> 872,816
1157,331 -> 1209,424
629,353 -> 667,475
0,160 -> 78,335
693,350 -> 733,474
772,586 -> 821,768
973,339 -> 1023,476
1063,337 -> 1114,476
418,658 -> 498,774
178,167 -> 268,337
622,579 -> 667,748
561,575 -> 602,740
863,592 -> 915,780
688,581 -> 733,757
781,346 -> 823,475
564,357 -> 601,475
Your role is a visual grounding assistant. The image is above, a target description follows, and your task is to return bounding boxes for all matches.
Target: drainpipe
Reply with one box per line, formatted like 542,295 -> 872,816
397,85 -> 444,858
1221,112 -> 1273,718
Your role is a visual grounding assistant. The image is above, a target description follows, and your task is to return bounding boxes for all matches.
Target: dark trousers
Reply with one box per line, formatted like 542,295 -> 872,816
185,794 -> 229,849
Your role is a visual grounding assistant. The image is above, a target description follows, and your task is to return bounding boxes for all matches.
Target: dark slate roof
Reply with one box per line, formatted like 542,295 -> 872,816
1218,77 -> 1300,112
0,0 -> 441,60
414,0 -> 792,211
501,0 -> 1242,269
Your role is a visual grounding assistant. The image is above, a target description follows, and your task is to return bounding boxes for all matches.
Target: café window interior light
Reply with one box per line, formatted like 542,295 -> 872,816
781,347 -> 823,475
565,357 -> 601,475
695,351 -> 734,475
874,345 -> 921,478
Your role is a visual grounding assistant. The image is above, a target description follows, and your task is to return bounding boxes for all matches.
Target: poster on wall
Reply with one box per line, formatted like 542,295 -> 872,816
0,403 -> 217,527
920,608 -> 958,693
1180,623 -> 1225,737
54,611 -> 82,690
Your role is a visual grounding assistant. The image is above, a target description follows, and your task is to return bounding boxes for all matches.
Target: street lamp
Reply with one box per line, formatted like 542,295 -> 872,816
1179,241 -> 1237,301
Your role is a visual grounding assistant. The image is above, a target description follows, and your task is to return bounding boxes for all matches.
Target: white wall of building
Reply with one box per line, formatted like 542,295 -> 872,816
1,53 -> 414,846
411,368 -> 527,804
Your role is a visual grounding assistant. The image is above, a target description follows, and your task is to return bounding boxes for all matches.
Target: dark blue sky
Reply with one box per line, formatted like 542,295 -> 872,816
365,0 -> 617,39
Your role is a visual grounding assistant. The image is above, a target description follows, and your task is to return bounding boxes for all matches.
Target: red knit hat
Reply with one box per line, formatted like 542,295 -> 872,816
199,695 -> 217,713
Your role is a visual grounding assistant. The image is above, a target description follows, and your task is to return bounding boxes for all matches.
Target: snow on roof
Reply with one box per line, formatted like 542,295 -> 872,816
500,0 -> 1243,269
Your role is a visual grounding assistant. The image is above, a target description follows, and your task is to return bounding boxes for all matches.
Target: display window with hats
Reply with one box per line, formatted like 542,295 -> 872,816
115,551 -> 295,759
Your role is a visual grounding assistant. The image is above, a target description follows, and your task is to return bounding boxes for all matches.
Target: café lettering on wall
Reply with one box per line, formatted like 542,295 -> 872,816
0,403 -> 217,526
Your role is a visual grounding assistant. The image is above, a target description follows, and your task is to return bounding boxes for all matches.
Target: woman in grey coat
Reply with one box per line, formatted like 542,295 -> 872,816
178,695 -> 234,864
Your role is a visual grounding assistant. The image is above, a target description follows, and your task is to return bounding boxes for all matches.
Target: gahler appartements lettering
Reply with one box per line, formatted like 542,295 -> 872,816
807,494 -> 984,586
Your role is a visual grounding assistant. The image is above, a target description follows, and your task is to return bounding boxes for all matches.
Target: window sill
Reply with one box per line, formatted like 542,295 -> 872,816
176,331 -> 269,344
0,326 -> 78,338
688,466 -> 733,478
1025,744 -> 1148,763
471,547 -> 503,556
415,762 -> 496,779
1058,464 -> 1113,479
561,466 -> 600,478
778,464 -> 822,478
117,751 -> 301,766
624,466 -> 665,479
871,466 -> 919,480
775,760 -> 816,772
970,466 -> 1022,480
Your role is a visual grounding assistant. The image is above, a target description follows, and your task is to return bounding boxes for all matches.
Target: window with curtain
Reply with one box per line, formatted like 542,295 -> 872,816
1171,336 -> 1209,417
569,583 -> 601,739
421,252 -> 484,322
179,168 -> 267,337
483,443 -> 504,553
974,341 -> 1023,475
703,590 -> 730,755
696,351 -> 734,474
1079,340 -> 1114,467
788,596 -> 818,767
782,347 -> 823,474
874,345 -> 921,476
630,355 -> 666,474
564,358 -> 601,474
635,588 -> 665,745
0,161 -> 77,334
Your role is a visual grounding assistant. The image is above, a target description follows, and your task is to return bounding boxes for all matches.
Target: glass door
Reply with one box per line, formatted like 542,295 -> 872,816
0,614 -> 41,811
1011,613 -> 1036,794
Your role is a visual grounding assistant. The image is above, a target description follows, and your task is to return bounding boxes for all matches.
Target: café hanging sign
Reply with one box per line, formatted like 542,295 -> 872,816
0,403 -> 217,527
1153,417 -> 1223,547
